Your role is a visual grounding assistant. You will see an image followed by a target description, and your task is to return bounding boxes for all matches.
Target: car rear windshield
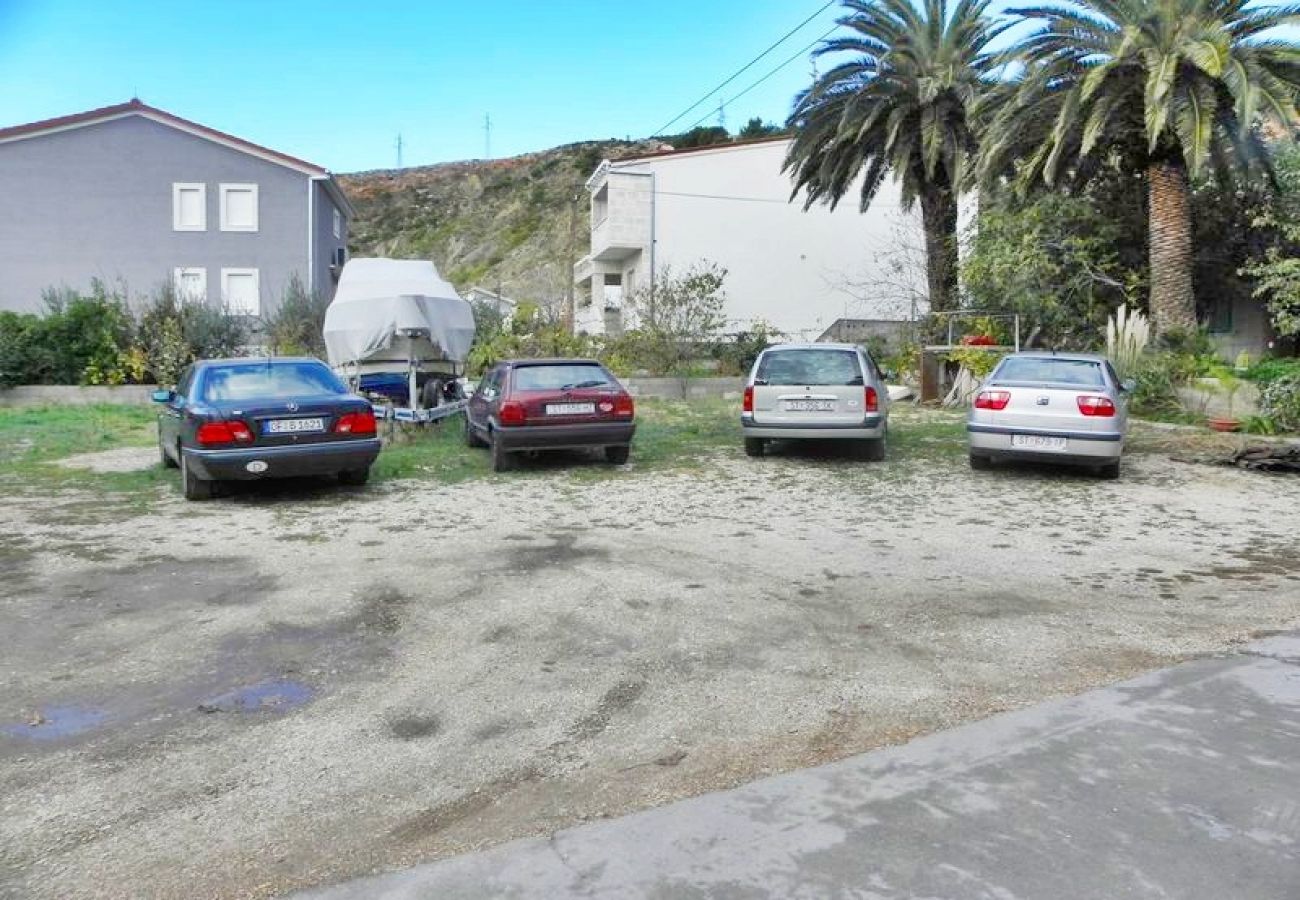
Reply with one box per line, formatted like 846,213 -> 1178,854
200,362 -> 347,402
512,364 -> 615,391
756,349 -> 863,386
994,357 -> 1106,387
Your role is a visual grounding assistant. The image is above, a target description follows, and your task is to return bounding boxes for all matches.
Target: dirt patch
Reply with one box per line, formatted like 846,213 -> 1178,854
3,415 -> 1300,900
55,447 -> 158,474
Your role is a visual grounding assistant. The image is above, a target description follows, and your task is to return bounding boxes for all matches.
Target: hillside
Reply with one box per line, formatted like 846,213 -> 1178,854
338,139 -> 663,307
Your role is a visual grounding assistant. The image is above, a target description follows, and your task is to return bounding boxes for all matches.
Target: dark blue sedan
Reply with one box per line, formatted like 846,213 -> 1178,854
154,358 -> 382,500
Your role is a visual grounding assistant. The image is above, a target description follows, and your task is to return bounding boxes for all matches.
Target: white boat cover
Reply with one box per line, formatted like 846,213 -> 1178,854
323,258 -> 476,368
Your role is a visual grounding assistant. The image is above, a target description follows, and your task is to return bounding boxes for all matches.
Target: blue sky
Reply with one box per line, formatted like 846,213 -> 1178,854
0,0 -> 848,173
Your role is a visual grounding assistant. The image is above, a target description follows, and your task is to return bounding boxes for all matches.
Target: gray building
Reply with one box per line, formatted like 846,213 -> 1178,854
0,99 -> 353,315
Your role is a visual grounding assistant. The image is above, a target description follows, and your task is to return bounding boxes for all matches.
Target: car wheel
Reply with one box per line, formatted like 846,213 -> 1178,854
969,453 -> 993,471
490,431 -> 514,472
159,441 -> 178,469
743,438 -> 766,457
180,450 -> 214,501
605,445 -> 630,465
862,435 -> 887,462
1097,460 -> 1121,480
338,467 -> 370,486
464,417 -> 486,448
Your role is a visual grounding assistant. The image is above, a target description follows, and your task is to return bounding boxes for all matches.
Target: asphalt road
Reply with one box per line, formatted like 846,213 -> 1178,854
2,436 -> 1299,899
298,632 -> 1300,899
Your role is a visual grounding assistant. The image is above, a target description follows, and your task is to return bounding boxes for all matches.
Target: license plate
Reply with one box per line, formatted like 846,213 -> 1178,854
785,400 -> 835,412
264,417 -> 325,434
546,403 -> 595,415
1011,434 -> 1068,452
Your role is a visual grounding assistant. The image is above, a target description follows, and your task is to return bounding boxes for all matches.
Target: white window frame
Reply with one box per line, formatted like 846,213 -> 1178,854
219,183 -> 259,232
172,267 -> 207,304
172,183 -> 206,232
220,268 -> 261,316
332,207 -> 342,239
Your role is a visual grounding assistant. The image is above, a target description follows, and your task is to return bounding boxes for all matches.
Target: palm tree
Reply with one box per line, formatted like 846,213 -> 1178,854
981,0 -> 1300,336
785,0 -> 1007,312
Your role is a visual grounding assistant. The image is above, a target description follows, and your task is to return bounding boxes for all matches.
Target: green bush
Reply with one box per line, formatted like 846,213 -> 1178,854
264,275 -> 330,358
1245,356 -> 1300,384
1258,373 -> 1300,431
1128,352 -> 1202,422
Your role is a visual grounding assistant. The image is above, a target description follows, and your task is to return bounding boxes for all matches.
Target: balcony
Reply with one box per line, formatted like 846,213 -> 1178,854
590,215 -> 648,263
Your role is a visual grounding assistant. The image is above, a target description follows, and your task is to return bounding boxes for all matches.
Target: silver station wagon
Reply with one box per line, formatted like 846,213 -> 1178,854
741,343 -> 890,460
967,352 -> 1130,478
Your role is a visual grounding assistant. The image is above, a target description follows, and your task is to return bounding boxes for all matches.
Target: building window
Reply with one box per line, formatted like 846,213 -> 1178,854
332,208 -> 342,239
219,184 -> 259,232
172,183 -> 206,231
172,267 -> 207,303
220,268 -> 260,316
592,184 -> 609,225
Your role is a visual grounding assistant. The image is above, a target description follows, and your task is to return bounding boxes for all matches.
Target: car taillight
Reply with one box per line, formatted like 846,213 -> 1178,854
499,400 -> 526,426
743,385 -> 754,413
864,386 -> 878,412
335,410 -> 377,435
973,390 -> 1011,411
196,420 -> 253,446
1077,395 -> 1116,417
614,394 -> 634,418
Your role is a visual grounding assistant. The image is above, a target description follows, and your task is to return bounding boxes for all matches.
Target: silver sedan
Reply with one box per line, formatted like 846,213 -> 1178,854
967,352 -> 1130,478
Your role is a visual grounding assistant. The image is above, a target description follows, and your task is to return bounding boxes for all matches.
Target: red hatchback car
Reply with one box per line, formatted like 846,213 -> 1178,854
465,359 -> 636,472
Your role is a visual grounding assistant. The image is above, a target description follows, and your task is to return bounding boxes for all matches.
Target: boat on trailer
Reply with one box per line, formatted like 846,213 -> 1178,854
323,258 -> 476,423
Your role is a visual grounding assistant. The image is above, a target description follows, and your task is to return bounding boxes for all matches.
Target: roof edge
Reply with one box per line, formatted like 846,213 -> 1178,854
0,99 -> 331,177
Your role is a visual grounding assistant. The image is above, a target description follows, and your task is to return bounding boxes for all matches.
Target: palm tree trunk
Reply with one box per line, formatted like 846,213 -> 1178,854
920,183 -> 959,313
1147,160 -> 1197,336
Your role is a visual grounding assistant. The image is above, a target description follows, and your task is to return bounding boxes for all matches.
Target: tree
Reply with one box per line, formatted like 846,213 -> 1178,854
981,0 -> 1300,336
739,117 -> 782,140
962,190 -> 1142,348
784,0 -> 1006,312
1243,142 -> 1300,342
624,261 -> 728,375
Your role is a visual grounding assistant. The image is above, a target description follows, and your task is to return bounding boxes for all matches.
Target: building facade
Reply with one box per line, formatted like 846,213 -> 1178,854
0,100 -> 352,315
573,138 -> 924,341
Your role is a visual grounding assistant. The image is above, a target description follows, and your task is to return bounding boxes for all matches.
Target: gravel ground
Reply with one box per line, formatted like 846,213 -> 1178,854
2,418 -> 1299,899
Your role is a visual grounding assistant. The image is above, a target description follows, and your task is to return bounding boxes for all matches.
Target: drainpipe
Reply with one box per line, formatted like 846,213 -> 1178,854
306,178 -> 315,295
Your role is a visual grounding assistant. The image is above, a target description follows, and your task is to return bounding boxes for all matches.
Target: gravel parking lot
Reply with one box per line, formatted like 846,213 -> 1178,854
2,408 -> 1299,899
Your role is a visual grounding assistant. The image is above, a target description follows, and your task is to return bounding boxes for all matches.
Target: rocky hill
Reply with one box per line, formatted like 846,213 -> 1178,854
339,139 -> 663,307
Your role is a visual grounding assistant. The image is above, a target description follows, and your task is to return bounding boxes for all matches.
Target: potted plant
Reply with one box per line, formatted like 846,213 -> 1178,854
1207,364 -> 1243,432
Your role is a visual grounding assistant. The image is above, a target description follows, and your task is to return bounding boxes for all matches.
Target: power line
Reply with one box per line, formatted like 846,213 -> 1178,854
651,1 -> 836,137
679,25 -> 838,134
655,189 -> 792,204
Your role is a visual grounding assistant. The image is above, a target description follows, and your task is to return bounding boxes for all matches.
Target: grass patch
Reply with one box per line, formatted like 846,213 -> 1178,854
0,404 -> 169,496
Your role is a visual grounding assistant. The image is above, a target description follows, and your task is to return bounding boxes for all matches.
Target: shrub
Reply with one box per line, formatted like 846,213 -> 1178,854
1258,373 -> 1300,432
264,275 -> 330,358
1245,356 -> 1300,384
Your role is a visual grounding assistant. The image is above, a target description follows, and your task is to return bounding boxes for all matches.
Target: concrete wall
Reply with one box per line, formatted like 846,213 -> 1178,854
0,385 -> 159,407
621,377 -> 744,399
0,116 -> 313,314
587,140 -> 923,342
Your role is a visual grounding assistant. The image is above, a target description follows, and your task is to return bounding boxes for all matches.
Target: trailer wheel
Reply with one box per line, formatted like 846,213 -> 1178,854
420,379 -> 444,409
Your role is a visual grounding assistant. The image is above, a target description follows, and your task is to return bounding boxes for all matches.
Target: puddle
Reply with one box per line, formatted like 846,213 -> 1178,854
197,679 -> 314,714
1,705 -> 107,741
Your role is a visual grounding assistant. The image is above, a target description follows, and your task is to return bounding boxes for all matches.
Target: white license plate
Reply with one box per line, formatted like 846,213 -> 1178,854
1011,434 -> 1068,452
785,400 -> 835,412
546,403 -> 595,415
264,417 -> 326,434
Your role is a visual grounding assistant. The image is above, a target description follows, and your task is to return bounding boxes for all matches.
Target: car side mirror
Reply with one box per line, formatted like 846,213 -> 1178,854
1121,379 -> 1136,393
152,389 -> 174,403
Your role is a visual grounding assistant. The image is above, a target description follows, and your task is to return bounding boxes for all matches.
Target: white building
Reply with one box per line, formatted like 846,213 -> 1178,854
573,138 -> 924,341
